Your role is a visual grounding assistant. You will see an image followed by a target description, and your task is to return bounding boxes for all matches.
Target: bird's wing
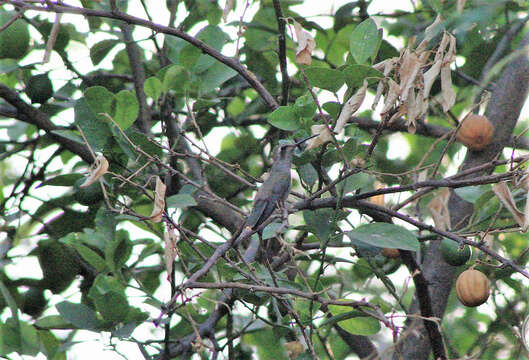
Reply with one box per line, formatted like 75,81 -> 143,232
245,198 -> 267,229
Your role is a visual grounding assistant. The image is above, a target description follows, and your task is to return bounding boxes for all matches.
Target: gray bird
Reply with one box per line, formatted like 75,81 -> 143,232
245,135 -> 317,229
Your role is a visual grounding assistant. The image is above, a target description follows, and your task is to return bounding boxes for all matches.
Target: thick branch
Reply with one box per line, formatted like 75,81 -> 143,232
120,23 -> 151,133
397,30 -> 529,360
272,0 -> 289,105
0,83 -> 93,162
6,0 -> 279,110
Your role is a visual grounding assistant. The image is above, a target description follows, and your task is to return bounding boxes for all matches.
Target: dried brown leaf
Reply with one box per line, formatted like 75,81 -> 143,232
381,79 -> 400,115
416,14 -> 443,53
335,79 -> 368,132
435,33 -> 451,61
439,36 -> 456,112
150,176 -> 167,223
524,191 -> 529,231
80,154 -> 109,188
164,226 -> 178,279
440,66 -> 456,112
492,182 -> 525,228
305,124 -> 333,150
399,50 -> 421,102
372,59 -> 398,110
406,89 -> 418,134
388,104 -> 407,124
423,59 -> 442,100
427,188 -> 451,230
294,21 -> 315,65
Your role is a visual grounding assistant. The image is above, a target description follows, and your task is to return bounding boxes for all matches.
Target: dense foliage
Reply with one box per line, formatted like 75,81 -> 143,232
2,0 -> 529,359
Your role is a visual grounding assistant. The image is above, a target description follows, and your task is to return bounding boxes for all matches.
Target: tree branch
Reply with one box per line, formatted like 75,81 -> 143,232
396,29 -> 529,360
120,23 -> 152,133
6,0 -> 279,110
0,83 -> 93,163
272,0 -> 289,105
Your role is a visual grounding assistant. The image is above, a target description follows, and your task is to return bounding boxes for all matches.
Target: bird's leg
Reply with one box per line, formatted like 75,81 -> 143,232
279,200 -> 289,224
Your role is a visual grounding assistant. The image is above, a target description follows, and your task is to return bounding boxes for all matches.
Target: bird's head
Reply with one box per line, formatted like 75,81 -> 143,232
273,134 -> 318,162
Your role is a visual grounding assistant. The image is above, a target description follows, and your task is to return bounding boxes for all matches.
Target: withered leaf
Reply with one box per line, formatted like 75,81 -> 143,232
150,176 -> 167,223
80,154 -> 109,188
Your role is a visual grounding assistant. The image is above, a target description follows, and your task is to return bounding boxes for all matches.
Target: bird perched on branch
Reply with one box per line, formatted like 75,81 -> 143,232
245,134 -> 317,230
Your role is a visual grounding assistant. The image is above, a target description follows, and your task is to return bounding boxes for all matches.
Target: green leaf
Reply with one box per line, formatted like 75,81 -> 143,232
243,329 -> 287,359
303,209 -> 337,241
454,185 -> 491,203
113,90 -> 139,130
39,330 -> 63,360
143,76 -> 163,101
346,223 -> 419,251
88,275 -> 130,323
297,163 -> 318,187
304,67 -> 345,92
323,101 -> 341,119
90,39 -> 119,66
0,280 -> 19,326
56,302 -> 101,330
261,222 -> 283,240
35,315 -> 73,330
268,106 -> 301,131
294,93 -> 318,118
63,237 -> 107,273
0,318 -> 40,356
166,194 -> 197,208
84,86 -> 113,115
105,229 -> 132,273
95,207 -> 116,241
179,44 -> 201,69
50,130 -> 84,144
327,304 -> 380,335
38,174 -> 83,188
337,173 -> 370,194
343,64 -> 383,89
194,25 -> 229,72
163,64 -> 190,93
198,61 -> 237,94
74,98 -> 112,151
95,291 -> 129,323
349,18 -> 381,64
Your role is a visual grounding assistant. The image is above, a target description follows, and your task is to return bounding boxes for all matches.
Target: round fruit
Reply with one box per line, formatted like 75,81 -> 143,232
37,240 -> 81,294
0,11 -> 30,59
26,74 -> 54,104
381,248 -> 400,259
74,177 -> 104,206
441,239 -> 471,266
455,269 -> 490,307
456,114 -> 494,151
21,287 -> 47,317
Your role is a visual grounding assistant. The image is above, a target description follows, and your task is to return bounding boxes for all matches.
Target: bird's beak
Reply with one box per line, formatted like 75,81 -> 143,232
293,134 -> 319,147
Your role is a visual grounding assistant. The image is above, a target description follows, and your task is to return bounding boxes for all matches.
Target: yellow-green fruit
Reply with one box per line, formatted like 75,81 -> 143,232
26,74 -> 54,104
0,12 -> 30,59
441,239 -> 471,266
37,240 -> 81,294
74,177 -> 104,206
21,287 -> 47,317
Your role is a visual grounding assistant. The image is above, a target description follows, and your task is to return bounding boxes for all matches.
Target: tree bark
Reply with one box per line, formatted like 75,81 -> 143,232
396,31 -> 529,360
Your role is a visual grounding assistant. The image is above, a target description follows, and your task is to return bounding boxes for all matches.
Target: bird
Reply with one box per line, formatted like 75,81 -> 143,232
245,134 -> 318,230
